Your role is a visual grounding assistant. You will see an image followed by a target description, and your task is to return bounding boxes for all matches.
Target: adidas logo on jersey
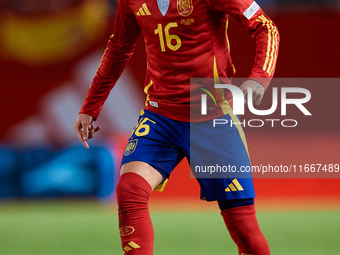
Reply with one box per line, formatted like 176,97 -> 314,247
136,3 -> 151,16
225,179 -> 244,192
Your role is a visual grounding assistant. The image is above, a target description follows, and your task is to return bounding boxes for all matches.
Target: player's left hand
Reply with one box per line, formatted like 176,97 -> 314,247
239,80 -> 265,105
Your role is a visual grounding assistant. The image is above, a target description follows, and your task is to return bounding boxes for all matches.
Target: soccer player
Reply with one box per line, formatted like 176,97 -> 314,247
74,0 -> 279,254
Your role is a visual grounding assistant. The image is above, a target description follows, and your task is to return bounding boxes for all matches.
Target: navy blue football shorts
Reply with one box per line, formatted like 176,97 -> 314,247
121,109 -> 255,202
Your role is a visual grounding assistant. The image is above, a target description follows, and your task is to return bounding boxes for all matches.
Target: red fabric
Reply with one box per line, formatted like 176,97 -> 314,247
80,0 -> 279,122
116,173 -> 153,255
221,204 -> 270,255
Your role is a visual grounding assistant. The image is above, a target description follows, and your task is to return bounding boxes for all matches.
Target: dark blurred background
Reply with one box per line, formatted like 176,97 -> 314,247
0,0 -> 339,201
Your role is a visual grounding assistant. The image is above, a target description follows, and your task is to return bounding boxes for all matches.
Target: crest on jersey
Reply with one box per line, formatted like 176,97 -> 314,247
157,0 -> 170,16
177,0 -> 193,17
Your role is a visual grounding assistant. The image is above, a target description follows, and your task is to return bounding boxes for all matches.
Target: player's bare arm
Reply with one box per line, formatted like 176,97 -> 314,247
73,113 -> 100,149
239,79 -> 266,105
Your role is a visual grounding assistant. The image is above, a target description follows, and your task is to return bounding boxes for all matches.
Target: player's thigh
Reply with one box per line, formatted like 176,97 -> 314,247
121,110 -> 185,191
185,114 -> 254,201
120,161 -> 163,191
189,114 -> 251,177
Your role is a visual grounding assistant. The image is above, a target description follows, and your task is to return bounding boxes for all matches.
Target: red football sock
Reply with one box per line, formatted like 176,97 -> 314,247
116,172 -> 153,255
221,204 -> 270,255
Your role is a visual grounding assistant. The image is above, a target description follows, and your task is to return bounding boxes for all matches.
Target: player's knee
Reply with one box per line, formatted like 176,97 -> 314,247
116,172 -> 152,211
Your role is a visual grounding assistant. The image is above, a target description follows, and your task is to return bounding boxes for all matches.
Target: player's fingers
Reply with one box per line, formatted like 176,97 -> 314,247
244,93 -> 247,104
90,125 -> 101,134
255,95 -> 262,105
74,121 -> 85,144
240,84 -> 251,104
252,92 -> 259,105
254,90 -> 264,105
83,140 -> 89,149
88,124 -> 100,140
82,121 -> 89,141
76,130 -> 83,144
88,127 -> 95,139
74,114 -> 93,149
240,86 -> 248,96
76,128 -> 89,149
89,123 -> 95,132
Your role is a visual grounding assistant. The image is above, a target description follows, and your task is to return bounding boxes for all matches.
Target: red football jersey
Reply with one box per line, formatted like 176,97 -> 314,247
80,0 -> 279,122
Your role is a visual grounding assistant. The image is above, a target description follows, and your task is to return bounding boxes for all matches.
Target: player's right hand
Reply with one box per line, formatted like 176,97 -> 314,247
73,113 -> 101,149
239,79 -> 265,106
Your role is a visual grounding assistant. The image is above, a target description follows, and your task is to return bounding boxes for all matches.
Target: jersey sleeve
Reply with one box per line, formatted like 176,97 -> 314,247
207,0 -> 279,88
80,0 -> 141,120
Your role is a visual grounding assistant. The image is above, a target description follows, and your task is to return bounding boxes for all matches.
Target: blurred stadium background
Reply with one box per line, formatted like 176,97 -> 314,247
1,0 -> 340,254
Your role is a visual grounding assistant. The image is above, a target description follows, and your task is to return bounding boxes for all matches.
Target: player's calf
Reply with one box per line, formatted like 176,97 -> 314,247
116,172 -> 154,254
220,203 -> 270,255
